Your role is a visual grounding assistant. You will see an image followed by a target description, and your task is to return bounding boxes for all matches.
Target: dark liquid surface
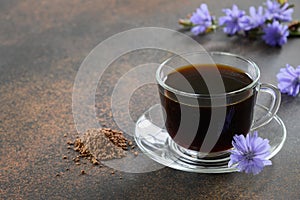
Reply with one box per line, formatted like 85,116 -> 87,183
159,64 -> 256,152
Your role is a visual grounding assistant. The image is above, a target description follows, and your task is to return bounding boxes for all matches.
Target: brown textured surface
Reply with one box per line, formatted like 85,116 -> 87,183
1,0 -> 300,199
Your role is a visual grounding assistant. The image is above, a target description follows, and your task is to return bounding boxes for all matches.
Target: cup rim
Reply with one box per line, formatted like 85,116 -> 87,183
156,51 -> 260,98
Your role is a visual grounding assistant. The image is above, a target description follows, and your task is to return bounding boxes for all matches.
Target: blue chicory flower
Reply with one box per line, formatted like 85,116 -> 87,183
265,0 -> 294,22
277,64 -> 300,96
262,20 -> 289,46
228,131 -> 272,175
219,4 -> 248,35
241,6 -> 266,31
190,4 -> 214,35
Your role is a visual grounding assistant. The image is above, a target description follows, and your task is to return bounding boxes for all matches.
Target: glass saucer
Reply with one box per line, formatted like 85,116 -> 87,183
134,104 -> 287,173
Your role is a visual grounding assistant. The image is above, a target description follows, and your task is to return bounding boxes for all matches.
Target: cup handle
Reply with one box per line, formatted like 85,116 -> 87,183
251,83 -> 281,130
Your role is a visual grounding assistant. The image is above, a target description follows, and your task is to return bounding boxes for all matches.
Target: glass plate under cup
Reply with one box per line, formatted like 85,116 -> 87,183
134,103 -> 287,173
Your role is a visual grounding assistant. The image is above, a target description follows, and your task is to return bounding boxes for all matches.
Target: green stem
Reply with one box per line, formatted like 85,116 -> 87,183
288,20 -> 300,37
289,31 -> 300,37
178,18 -> 219,33
178,19 -> 194,28
278,0 -> 287,5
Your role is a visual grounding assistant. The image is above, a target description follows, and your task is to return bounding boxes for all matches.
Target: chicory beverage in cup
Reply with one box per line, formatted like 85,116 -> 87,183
156,52 -> 281,156
159,64 -> 256,152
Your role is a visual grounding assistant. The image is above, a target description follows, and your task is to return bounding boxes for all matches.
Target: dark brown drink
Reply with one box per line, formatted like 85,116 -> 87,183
158,64 -> 257,152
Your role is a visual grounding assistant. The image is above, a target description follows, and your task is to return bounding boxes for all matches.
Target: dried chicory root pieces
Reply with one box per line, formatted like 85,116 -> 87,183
70,128 -> 136,166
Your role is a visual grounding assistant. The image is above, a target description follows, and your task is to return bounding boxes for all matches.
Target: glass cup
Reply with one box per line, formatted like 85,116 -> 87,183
156,51 -> 281,159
